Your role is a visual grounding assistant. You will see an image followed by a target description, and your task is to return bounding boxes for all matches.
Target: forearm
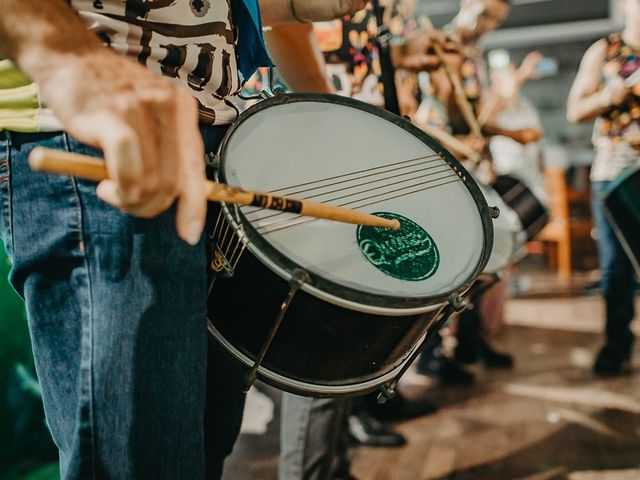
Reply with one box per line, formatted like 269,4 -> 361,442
481,123 -> 509,138
0,0 -> 105,84
259,0 -> 298,25
264,24 -> 332,93
567,90 -> 609,123
567,39 -> 610,123
482,123 -> 541,144
390,44 -> 406,69
259,0 -> 367,26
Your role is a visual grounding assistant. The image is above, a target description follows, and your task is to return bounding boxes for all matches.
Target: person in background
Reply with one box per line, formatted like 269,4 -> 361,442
567,0 -> 640,375
487,51 -> 548,205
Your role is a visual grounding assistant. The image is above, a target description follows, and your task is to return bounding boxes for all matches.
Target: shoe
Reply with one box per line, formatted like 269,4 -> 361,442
416,355 -> 476,387
366,391 -> 438,421
348,411 -> 406,448
593,344 -> 630,375
454,342 -> 479,365
477,339 -> 514,369
438,359 -> 475,386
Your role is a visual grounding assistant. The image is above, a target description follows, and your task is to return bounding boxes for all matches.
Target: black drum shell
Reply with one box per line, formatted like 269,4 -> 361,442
492,175 -> 549,241
207,249 -> 444,397
604,166 -> 640,274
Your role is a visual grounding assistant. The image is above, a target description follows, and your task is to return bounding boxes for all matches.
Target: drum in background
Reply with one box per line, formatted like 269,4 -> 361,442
472,175 -> 526,275
604,165 -> 640,275
492,174 -> 549,241
207,93 -> 494,397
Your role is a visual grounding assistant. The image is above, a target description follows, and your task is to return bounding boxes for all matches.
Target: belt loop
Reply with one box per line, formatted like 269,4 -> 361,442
1,129 -> 11,146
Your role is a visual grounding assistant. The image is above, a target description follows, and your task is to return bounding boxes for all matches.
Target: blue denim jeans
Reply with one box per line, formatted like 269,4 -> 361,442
0,129 -> 246,479
592,181 -> 636,354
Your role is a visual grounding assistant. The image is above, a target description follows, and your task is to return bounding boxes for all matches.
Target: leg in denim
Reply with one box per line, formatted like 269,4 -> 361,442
1,131 -> 219,479
592,181 -> 636,357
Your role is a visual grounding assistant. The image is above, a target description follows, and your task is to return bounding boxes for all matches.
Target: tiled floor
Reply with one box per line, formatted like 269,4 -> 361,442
223,275 -> 640,480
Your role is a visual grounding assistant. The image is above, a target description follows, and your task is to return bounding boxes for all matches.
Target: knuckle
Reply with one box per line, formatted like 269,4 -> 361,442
138,176 -> 162,197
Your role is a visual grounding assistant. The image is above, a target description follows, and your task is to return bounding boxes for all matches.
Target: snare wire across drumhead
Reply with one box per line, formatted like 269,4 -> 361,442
243,153 -> 461,235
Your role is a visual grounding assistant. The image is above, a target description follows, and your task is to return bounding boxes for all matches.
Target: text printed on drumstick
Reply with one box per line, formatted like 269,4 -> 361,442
251,194 -> 304,214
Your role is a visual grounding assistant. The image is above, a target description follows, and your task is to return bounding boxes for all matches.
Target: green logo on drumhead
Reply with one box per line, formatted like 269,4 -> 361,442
357,212 -> 439,282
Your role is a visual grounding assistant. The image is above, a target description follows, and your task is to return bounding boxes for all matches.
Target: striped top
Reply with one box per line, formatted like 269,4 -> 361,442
0,0 -> 242,132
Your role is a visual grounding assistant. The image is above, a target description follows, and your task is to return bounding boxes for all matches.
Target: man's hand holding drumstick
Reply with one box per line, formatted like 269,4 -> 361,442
1,0 -> 376,246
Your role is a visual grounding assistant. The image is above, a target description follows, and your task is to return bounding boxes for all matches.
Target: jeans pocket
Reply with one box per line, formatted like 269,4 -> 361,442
0,135 -> 12,260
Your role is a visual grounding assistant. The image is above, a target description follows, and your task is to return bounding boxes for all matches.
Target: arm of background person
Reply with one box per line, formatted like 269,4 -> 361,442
391,30 -> 460,73
567,38 -> 628,123
260,0 -> 368,26
264,24 -> 333,93
0,0 -> 207,245
481,123 -> 542,144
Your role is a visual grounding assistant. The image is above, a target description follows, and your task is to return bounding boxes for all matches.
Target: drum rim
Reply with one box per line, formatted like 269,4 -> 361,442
216,92 -> 494,313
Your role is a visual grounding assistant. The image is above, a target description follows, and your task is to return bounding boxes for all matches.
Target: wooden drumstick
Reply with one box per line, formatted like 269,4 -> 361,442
418,123 -> 482,163
28,147 -> 401,230
421,17 -> 483,139
431,42 -> 483,139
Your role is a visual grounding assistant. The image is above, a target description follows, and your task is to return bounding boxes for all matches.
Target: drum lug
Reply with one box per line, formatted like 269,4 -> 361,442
270,89 -> 292,105
448,294 -> 466,312
377,303 -> 458,404
205,152 -> 221,179
377,384 -> 397,404
243,268 -> 310,393
490,206 -> 501,219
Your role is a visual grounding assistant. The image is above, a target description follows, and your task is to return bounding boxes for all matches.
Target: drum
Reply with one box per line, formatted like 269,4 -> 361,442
207,93 -> 493,397
472,175 -> 526,275
492,175 -> 549,241
604,165 -> 640,275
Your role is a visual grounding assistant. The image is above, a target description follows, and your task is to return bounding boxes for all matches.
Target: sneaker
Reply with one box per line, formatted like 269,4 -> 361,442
348,411 -> 406,448
478,339 -> 514,369
438,359 -> 476,386
593,344 -> 628,375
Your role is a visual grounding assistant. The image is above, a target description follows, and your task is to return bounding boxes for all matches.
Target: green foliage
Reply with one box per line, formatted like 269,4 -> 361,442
0,246 -> 56,466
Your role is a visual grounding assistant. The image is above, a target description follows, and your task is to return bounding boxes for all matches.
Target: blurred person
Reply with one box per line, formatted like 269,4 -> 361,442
412,0 -> 520,384
487,51 -> 548,206
567,0 -> 640,375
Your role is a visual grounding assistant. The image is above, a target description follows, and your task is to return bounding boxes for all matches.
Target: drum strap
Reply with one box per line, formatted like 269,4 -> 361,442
371,0 -> 400,115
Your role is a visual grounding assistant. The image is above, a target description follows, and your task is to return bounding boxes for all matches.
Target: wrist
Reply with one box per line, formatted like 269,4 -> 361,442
289,0 -> 308,23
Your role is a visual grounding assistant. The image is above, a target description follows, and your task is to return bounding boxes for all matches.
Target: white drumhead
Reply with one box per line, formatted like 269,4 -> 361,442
472,176 -> 525,274
221,96 -> 490,313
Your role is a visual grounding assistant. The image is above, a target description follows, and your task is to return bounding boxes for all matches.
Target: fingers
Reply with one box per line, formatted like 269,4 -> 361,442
403,30 -> 461,73
94,90 -> 206,246
98,108 -> 174,216
174,94 -> 207,246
